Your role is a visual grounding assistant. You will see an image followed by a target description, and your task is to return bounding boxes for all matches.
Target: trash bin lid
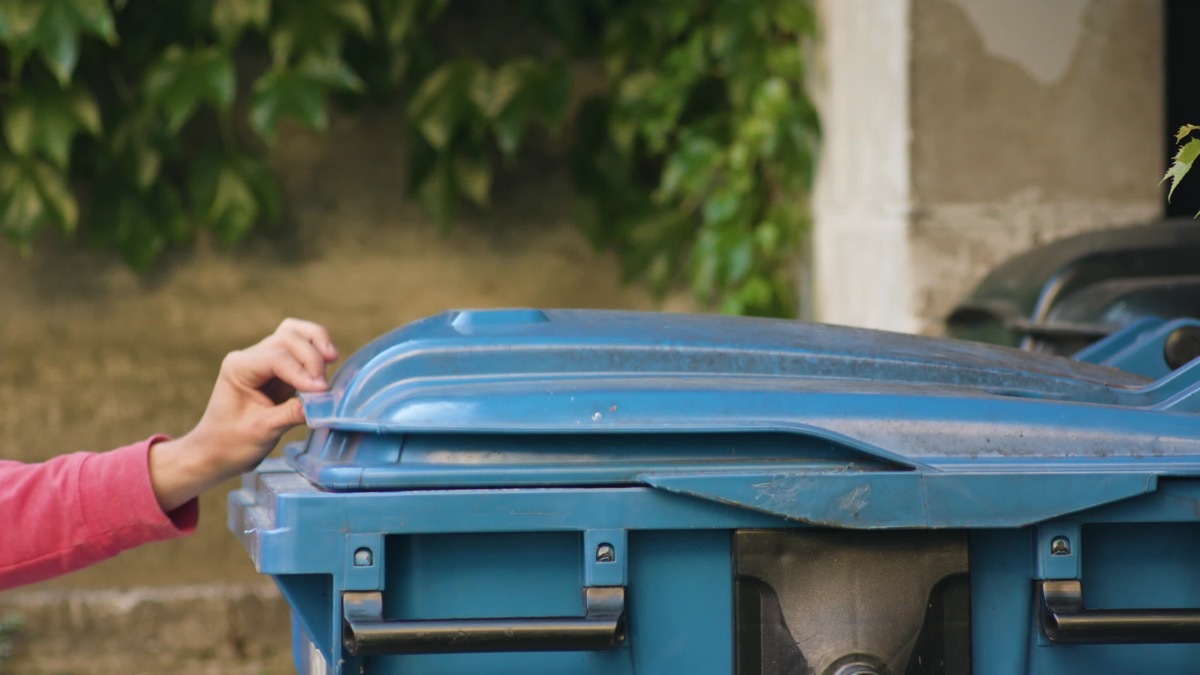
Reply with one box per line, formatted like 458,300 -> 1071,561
946,218 -> 1200,348
288,309 -> 1200,527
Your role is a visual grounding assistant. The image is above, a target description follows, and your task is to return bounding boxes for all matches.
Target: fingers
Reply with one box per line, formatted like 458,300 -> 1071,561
277,318 -> 338,362
225,319 -> 339,393
223,344 -> 324,394
263,344 -> 329,393
274,331 -> 330,385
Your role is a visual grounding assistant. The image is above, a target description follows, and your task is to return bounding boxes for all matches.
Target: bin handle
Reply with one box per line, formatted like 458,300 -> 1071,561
343,586 -> 626,655
1040,580 -> 1200,644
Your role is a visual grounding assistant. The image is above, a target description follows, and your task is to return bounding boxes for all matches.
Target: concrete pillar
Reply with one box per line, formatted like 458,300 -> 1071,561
812,0 -> 915,332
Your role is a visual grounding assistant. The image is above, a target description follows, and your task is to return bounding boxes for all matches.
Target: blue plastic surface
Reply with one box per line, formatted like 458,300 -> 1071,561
228,309 -> 1200,674
288,309 -> 1200,527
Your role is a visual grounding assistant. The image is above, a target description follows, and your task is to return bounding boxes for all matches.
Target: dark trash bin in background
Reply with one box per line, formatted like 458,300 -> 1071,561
230,307 -> 1200,674
946,218 -> 1200,365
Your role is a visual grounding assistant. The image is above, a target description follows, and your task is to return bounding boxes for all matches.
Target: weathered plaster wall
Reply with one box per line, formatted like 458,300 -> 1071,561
0,108 -> 683,671
813,0 -> 1164,334
910,0 -> 1163,332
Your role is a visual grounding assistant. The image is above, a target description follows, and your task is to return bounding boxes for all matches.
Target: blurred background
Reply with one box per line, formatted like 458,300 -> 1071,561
0,0 -> 1185,671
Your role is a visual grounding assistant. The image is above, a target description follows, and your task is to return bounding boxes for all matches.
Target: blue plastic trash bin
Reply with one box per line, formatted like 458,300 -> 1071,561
229,308 -> 1200,674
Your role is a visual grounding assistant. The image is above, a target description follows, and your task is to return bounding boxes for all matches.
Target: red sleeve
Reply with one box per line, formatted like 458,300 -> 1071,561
0,436 -> 198,590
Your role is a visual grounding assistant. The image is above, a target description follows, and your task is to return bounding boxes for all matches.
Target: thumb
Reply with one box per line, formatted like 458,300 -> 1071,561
263,397 -> 307,433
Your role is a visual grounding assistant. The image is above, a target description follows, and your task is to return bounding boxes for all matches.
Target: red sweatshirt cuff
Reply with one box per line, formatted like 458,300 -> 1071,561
77,436 -> 199,557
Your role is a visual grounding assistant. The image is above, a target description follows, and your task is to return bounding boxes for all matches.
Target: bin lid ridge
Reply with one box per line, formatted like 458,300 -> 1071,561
295,309 -> 1200,460
305,309 -> 1150,428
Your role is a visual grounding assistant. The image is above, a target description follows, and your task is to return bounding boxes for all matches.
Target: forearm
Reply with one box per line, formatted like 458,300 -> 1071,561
148,433 -> 227,513
0,438 -> 197,590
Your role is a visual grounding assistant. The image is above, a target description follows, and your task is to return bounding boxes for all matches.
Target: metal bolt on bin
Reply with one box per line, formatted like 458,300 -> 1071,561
595,544 -> 616,563
1050,537 -> 1070,556
230,307 -> 1200,674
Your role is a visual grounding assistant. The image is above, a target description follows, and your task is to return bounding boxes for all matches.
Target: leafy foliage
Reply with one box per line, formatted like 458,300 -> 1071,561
0,0 -> 818,317
1165,124 -> 1200,215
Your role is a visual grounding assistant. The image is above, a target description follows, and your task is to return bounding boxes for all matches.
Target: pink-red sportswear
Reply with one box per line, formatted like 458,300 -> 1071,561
0,436 -> 197,590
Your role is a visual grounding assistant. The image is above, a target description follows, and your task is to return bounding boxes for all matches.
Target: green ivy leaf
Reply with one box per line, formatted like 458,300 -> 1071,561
231,154 -> 282,224
31,160 -> 76,232
377,0 -> 421,45
250,56 -> 364,141
212,0 -> 270,44
70,87 -> 102,136
4,0 -> 117,84
0,165 -> 42,241
3,84 -> 102,168
725,235 -> 754,284
469,60 -> 530,120
408,60 -> 481,150
416,154 -> 456,226
103,108 -> 173,191
0,3 -> 37,41
90,179 -> 184,270
406,131 -> 438,194
691,232 -> 719,298
725,275 -> 774,316
271,0 -> 371,62
528,59 -> 571,130
663,31 -> 706,84
701,186 -> 742,226
1176,125 -> 1200,143
299,54 -> 366,90
188,151 -> 230,215
492,105 -> 525,158
143,46 -> 236,133
3,99 -> 37,157
1163,137 -> 1200,203
754,219 -> 781,255
0,3 -> 41,74
208,172 -> 258,245
621,208 -> 689,290
454,151 -> 492,207
0,155 -> 78,241
772,0 -> 817,36
465,59 -> 571,158
188,150 -> 264,246
657,135 -> 720,202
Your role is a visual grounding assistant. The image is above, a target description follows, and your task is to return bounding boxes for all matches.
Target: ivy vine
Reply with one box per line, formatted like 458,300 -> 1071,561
0,0 -> 818,317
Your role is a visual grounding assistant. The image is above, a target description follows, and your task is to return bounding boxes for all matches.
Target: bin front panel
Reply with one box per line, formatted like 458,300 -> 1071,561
346,530 -> 732,675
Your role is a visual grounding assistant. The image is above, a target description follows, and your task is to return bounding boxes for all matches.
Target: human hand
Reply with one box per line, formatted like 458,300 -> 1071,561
148,319 -> 339,512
